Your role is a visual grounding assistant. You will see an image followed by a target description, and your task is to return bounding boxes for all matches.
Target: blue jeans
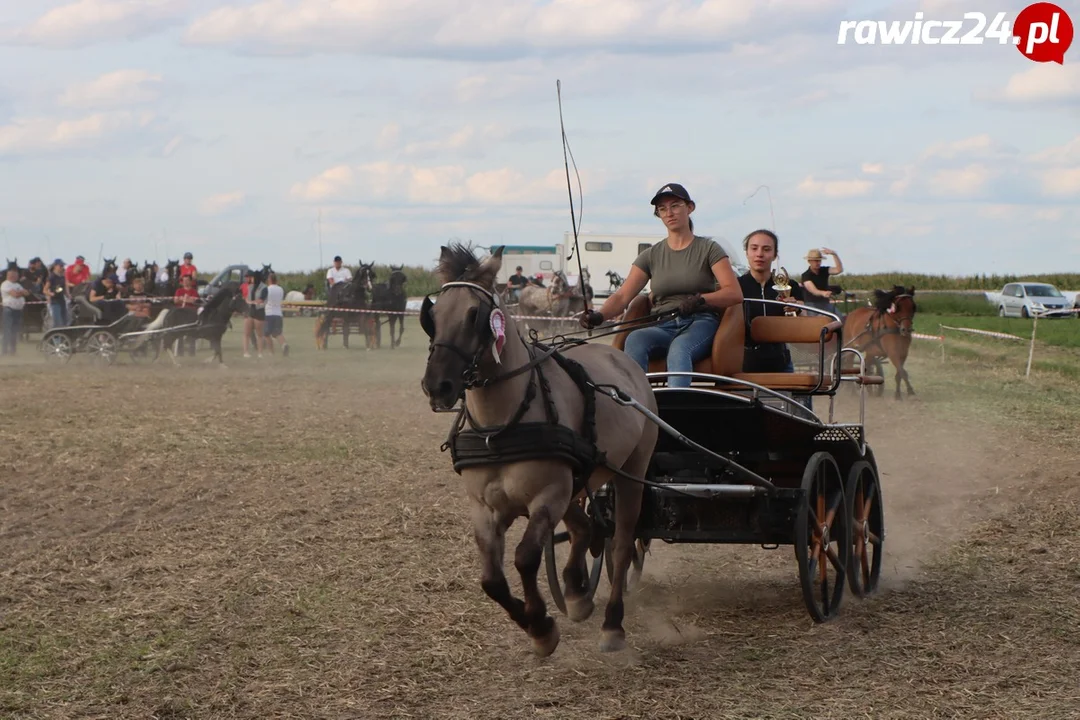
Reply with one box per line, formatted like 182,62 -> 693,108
2,307 -> 22,354
624,313 -> 720,388
50,300 -> 69,328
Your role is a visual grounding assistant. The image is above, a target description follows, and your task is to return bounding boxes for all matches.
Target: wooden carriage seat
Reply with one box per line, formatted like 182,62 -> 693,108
611,295 -> 744,376
611,295 -> 843,391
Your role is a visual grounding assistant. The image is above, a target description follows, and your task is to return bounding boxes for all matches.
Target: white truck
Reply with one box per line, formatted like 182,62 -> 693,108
495,245 -> 566,287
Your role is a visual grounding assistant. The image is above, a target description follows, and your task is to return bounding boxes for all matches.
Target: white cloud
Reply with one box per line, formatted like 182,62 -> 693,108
183,0 -> 846,58
290,165 -> 354,202
199,191 -> 246,216
0,110 -> 155,157
796,176 -> 874,199
375,123 -> 400,152
1039,168 -> 1080,197
291,161 -> 601,206
993,64 -> 1080,104
58,69 -> 163,109
13,0 -> 188,47
926,164 -> 997,198
861,163 -> 884,174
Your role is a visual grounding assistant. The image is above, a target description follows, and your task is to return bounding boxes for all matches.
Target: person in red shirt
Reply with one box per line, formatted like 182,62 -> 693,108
172,274 -> 199,356
65,255 -> 91,292
179,252 -> 197,281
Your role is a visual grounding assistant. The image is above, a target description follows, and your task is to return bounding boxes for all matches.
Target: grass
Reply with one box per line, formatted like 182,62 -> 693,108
2,316 -> 1080,718
917,312 -> 1080,349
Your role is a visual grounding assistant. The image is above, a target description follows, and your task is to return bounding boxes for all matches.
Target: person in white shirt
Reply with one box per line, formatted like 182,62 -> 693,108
2,267 -> 30,355
260,272 -> 289,357
326,256 -> 352,294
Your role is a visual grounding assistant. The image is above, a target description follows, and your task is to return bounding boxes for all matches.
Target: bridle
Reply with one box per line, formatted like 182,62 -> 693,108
421,281 -> 558,392
844,293 -> 916,352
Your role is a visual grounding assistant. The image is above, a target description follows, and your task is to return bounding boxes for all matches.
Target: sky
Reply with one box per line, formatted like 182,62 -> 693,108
0,0 -> 1078,276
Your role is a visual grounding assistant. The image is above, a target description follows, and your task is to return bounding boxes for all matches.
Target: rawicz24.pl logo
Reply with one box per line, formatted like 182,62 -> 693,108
837,3 -> 1074,64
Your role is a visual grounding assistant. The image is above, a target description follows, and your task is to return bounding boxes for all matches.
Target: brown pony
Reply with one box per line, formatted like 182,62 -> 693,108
841,285 -> 917,399
420,243 -> 659,657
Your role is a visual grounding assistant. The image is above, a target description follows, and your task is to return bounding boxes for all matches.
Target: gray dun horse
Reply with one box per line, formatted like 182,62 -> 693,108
420,244 -> 659,656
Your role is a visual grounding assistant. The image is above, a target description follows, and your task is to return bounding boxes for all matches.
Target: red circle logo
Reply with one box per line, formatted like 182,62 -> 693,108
1014,3 -> 1074,63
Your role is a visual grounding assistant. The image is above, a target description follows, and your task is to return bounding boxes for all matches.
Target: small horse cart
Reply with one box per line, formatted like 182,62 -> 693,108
543,298 -> 886,623
38,313 -> 159,365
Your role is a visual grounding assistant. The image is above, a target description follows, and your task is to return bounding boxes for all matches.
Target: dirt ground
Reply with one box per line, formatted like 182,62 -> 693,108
1,317 -> 1078,719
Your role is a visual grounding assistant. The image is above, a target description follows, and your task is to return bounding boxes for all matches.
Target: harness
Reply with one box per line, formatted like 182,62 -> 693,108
423,282 -> 607,499
844,294 -> 915,355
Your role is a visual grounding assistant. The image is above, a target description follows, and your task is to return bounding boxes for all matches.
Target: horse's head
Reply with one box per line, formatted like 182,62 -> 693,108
875,285 -> 916,336
103,257 -> 117,276
389,265 -> 407,289
420,244 -> 508,410
4,258 -> 17,273
261,263 -> 273,277
551,271 -> 569,297
356,260 -> 376,291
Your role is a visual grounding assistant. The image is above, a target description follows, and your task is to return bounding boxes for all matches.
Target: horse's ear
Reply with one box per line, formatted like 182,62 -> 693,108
908,286 -> 915,295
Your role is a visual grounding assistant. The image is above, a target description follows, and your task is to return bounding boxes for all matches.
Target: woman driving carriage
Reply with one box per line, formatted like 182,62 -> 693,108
578,182 -> 742,388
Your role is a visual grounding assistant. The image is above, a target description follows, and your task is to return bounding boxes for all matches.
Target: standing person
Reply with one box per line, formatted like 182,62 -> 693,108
173,274 -> 199,356
45,260 -> 69,328
507,266 -> 528,302
800,247 -> 844,315
242,270 -> 266,358
579,182 -> 742,388
1,267 -> 29,355
261,272 -> 290,357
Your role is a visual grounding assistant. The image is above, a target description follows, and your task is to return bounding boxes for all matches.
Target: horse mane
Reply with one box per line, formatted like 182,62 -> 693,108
436,242 -> 492,284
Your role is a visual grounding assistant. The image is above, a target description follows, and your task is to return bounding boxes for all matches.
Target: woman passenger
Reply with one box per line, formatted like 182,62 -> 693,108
579,183 -> 742,388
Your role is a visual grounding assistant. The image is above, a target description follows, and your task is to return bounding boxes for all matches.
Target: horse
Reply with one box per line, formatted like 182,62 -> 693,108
605,270 -> 623,294
154,282 -> 246,366
315,260 -> 375,350
516,271 -> 573,336
420,243 -> 659,656
370,265 -> 408,348
841,285 -> 917,400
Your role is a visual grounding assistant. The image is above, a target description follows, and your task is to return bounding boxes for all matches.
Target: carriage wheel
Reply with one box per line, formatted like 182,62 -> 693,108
86,331 -> 117,366
543,509 -> 605,616
604,538 -> 649,593
845,460 -> 885,598
795,451 -> 851,623
41,333 -> 73,363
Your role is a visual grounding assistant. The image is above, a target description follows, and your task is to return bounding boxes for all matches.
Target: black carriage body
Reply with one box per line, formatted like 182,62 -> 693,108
590,386 -> 873,546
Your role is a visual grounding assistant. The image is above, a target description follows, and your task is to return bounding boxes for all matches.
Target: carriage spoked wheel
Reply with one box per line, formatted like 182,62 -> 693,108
86,331 -> 118,366
795,451 -> 851,623
42,333 -> 73,363
543,498 -> 605,616
845,460 -> 884,598
604,538 -> 649,593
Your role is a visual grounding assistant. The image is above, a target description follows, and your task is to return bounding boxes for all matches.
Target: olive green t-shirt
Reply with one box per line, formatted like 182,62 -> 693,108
632,236 -> 729,314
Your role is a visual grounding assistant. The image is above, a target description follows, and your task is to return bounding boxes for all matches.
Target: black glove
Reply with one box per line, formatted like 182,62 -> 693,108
678,294 -> 706,317
579,310 -> 604,329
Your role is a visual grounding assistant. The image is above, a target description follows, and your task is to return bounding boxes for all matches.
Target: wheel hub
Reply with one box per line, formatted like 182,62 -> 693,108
861,519 -> 870,545
820,524 -> 829,547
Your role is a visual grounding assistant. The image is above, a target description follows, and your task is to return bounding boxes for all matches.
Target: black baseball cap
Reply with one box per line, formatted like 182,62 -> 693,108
650,182 -> 693,206
333,255 -> 342,262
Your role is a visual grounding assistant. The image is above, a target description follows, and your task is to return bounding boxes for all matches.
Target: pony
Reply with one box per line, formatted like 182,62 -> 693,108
370,264 -> 408,348
420,243 -> 659,656
153,282 -> 246,365
315,260 -> 376,350
841,285 -> 917,399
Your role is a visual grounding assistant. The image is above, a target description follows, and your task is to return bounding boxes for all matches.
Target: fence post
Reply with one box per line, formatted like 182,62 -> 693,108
1025,312 -> 1039,378
939,324 -> 945,362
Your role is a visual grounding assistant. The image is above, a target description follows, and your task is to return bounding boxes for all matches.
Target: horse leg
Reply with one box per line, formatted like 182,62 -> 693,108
600,444 -> 649,652
471,503 -> 531,639
560,499 -> 596,622
514,479 -> 573,657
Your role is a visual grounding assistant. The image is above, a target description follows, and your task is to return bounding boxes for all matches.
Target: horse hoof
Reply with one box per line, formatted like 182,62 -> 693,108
566,596 -> 595,623
599,629 -> 626,653
532,622 -> 560,657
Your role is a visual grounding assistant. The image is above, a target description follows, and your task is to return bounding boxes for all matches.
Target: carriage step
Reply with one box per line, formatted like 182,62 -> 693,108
654,483 -> 766,498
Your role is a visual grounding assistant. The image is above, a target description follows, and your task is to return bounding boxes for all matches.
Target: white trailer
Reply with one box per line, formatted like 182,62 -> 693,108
564,232 -> 747,298
494,245 -> 566,287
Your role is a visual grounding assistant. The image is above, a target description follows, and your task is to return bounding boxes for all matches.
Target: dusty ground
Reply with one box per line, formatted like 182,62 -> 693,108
1,317 -> 1078,719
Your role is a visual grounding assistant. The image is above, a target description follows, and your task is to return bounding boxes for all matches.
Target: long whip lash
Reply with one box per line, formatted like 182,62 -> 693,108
557,80 -> 589,311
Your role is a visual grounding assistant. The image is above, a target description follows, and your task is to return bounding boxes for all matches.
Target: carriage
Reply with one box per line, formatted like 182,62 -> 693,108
541,296 -> 886,623
38,312 -> 159,365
